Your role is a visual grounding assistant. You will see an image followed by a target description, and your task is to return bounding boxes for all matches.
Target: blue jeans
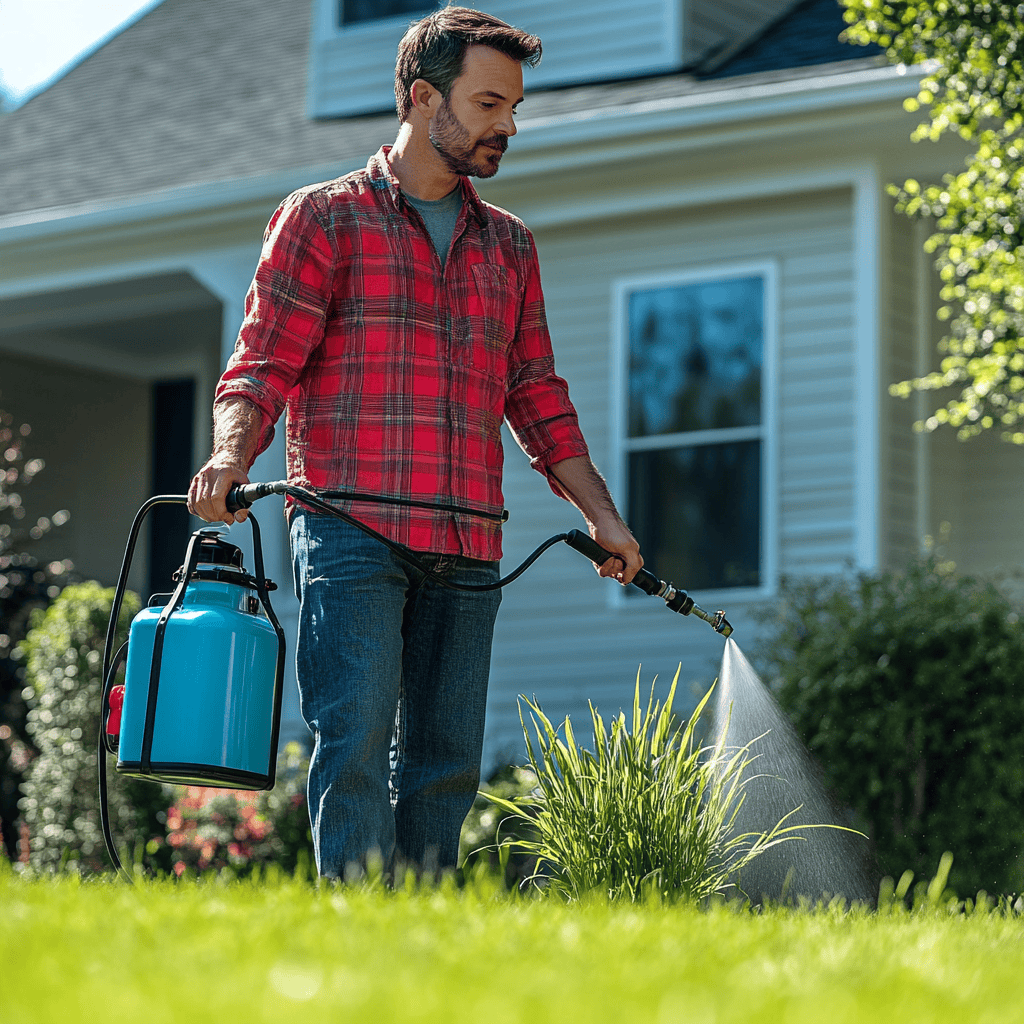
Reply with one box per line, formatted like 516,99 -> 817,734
290,508 -> 502,878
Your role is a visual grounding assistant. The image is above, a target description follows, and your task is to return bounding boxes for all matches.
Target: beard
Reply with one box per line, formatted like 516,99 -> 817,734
429,99 -> 508,179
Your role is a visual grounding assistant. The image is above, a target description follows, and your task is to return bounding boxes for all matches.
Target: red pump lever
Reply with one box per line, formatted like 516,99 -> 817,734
106,685 -> 125,736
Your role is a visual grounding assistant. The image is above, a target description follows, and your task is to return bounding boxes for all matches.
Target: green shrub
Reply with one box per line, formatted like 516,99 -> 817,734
0,395 -> 75,860
754,558 -> 1024,897
16,581 -> 170,874
164,742 -> 313,877
486,671 -> 805,903
459,764 -> 540,888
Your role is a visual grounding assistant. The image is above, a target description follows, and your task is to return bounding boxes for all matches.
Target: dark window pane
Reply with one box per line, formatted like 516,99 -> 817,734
628,441 -> 761,591
340,0 -> 437,25
628,276 -> 763,438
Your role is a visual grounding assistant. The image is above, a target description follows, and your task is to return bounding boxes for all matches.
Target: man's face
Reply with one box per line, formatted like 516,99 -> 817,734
428,45 -> 523,179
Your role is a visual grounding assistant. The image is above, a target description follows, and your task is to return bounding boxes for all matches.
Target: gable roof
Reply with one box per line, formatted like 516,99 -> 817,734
699,0 -> 883,79
0,0 -> 890,222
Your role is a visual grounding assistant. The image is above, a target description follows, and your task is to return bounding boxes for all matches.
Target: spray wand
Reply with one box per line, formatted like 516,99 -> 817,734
227,482 -> 733,638
563,530 -> 733,637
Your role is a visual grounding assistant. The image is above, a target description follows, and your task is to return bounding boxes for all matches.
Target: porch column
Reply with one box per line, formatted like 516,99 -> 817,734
190,251 -> 307,750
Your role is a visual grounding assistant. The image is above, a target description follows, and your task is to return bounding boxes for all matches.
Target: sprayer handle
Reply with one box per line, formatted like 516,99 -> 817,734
563,530 -> 662,597
225,481 -> 289,513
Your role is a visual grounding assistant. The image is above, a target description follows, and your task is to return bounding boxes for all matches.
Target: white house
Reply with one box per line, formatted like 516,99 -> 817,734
2,0 -> 1018,766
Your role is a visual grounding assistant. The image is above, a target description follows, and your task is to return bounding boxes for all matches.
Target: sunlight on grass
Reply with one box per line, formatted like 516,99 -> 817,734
3,860 -> 1024,1024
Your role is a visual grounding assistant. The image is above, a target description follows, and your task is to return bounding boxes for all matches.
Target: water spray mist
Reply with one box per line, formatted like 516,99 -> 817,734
711,639 -> 878,905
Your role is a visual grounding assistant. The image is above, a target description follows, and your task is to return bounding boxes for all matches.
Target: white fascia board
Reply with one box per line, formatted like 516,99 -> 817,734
0,160 -> 358,248
510,62 -> 926,154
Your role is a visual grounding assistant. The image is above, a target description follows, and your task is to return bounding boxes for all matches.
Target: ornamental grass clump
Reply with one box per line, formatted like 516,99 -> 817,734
485,670 -> 806,903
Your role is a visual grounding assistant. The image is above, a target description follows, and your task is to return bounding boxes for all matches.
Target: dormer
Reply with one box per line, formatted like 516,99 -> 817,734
306,0 -> 787,120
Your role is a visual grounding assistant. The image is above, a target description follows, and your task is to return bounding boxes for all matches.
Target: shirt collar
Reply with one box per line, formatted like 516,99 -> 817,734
370,146 -> 488,228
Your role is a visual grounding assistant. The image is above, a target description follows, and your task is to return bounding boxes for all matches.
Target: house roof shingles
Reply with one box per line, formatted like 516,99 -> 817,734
0,0 -> 886,221
0,0 -> 380,218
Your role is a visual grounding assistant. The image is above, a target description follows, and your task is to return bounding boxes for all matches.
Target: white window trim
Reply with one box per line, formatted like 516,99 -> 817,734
609,260 -> 779,610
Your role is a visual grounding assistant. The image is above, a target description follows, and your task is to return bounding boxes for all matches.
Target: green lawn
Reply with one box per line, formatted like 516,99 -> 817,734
3,864 -> 1022,1024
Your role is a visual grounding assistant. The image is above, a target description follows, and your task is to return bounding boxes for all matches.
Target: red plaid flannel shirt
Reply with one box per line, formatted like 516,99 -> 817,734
215,147 -> 589,560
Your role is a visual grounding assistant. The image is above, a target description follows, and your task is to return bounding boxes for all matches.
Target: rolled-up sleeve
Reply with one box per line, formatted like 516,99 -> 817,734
215,190 -> 334,456
503,232 -> 590,497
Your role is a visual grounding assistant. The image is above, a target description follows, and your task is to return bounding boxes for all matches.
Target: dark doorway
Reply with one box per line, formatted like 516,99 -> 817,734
148,379 -> 196,599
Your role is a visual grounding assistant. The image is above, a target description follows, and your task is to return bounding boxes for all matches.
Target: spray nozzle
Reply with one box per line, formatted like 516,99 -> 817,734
651,583 -> 733,637
563,530 -> 734,637
690,603 -> 733,638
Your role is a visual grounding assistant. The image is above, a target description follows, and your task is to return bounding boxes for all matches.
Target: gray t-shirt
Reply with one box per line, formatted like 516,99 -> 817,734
404,186 -> 463,269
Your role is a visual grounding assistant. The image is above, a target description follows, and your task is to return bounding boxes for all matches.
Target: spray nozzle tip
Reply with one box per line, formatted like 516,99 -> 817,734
691,602 -> 734,637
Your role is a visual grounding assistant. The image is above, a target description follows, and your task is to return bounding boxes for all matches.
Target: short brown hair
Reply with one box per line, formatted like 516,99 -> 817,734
394,5 -> 542,122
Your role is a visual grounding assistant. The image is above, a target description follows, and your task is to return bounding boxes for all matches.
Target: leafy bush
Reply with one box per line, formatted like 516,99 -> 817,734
459,764 -> 540,888
164,742 -> 313,877
0,396 -> 74,860
486,671 -> 804,903
755,558 -> 1024,897
16,581 -> 169,874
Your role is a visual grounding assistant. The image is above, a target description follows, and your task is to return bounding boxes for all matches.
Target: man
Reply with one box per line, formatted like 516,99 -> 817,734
188,6 -> 642,879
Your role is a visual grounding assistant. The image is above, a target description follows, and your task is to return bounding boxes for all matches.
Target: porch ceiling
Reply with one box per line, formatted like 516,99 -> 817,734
0,271 -> 223,382
0,271 -> 221,353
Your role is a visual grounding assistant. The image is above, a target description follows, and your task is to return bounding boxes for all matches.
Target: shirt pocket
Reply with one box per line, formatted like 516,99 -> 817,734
455,263 -> 521,381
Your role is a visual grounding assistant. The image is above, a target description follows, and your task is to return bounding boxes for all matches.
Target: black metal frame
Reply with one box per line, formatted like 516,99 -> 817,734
99,497 -> 286,881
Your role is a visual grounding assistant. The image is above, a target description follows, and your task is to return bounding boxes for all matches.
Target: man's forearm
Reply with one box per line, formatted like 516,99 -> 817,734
547,455 -> 620,526
188,396 -> 263,524
547,455 -> 643,584
211,395 -> 263,470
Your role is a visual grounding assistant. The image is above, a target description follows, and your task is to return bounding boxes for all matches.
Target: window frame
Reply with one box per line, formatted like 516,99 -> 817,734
609,261 -> 779,608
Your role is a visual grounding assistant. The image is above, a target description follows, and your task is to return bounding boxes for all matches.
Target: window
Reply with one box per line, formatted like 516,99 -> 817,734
614,266 -> 775,594
339,0 -> 438,26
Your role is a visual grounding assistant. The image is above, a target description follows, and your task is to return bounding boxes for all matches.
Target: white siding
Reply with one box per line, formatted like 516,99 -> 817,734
482,187 -> 858,768
926,390 -> 1024,575
307,0 -> 684,118
955,434 -> 1024,571
882,213 -> 1024,578
883,207 -> 923,567
875,201 -> 1024,579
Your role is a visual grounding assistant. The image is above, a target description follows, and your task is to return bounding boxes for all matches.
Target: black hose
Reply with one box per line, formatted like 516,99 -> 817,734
230,482 -> 569,593
99,481 -> 728,881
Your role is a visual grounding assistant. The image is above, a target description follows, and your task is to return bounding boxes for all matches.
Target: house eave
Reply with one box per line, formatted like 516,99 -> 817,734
514,60 -> 925,149
0,60 -> 925,260
0,161 -> 353,250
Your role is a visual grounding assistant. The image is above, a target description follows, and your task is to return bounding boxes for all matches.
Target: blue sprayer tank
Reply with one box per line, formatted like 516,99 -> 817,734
113,528 -> 284,790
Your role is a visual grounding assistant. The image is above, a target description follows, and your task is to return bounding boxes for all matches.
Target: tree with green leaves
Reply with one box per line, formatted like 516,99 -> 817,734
841,1 -> 1024,441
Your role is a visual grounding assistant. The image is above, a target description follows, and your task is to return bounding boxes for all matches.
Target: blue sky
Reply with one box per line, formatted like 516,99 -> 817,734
0,0 -> 162,106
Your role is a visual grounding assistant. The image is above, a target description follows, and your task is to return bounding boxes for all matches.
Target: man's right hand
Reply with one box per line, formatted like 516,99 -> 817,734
188,460 -> 251,524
